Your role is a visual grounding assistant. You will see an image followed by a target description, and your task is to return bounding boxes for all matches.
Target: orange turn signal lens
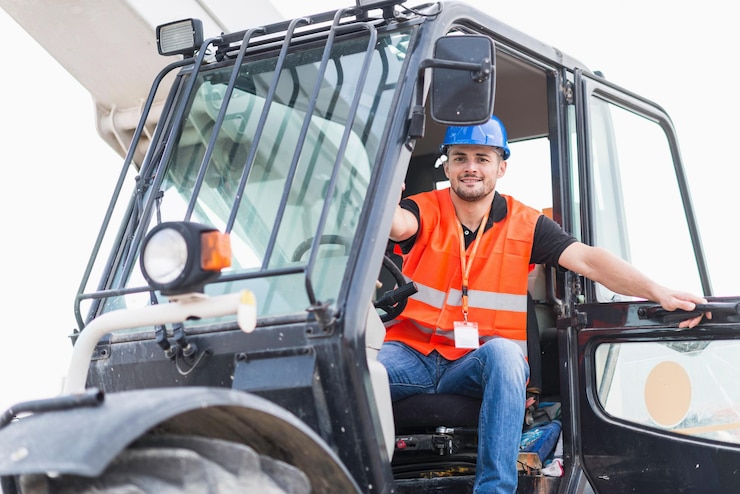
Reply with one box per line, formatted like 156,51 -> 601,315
200,231 -> 232,271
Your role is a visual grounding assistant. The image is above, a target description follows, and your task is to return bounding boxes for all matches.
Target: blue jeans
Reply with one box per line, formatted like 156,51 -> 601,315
378,339 -> 528,494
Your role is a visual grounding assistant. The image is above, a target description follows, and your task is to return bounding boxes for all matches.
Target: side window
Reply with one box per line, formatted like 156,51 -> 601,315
595,340 -> 740,445
588,97 -> 702,300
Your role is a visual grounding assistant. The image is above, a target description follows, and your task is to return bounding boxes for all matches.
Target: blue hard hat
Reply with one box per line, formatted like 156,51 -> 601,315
440,115 -> 510,160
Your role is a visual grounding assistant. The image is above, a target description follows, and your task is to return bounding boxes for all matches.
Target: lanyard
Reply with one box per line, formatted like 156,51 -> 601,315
456,211 -> 489,322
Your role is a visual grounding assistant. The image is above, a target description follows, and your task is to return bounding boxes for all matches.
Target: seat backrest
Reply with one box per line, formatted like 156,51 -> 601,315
526,291 -> 543,395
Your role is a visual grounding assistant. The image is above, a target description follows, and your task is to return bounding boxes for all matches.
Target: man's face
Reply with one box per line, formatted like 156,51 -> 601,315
443,144 -> 507,202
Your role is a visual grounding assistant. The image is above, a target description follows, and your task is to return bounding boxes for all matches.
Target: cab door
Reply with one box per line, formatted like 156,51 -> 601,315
569,71 -> 740,492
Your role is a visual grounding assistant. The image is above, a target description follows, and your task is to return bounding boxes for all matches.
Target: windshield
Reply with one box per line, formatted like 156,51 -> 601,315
87,27 -> 412,328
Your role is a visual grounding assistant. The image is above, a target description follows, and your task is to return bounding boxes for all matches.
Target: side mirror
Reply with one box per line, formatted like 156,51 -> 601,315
426,36 -> 496,125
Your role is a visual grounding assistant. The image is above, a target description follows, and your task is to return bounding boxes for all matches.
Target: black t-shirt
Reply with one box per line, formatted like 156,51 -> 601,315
397,191 -> 576,267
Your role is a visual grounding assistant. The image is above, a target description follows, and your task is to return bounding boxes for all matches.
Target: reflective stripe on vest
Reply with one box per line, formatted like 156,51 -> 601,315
410,282 -> 527,313
409,278 -> 448,309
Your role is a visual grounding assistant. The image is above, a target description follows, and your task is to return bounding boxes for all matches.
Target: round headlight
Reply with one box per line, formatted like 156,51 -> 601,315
141,227 -> 189,284
140,221 -> 230,296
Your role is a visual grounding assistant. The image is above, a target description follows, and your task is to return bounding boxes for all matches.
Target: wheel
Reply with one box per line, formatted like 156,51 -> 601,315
17,434 -> 310,494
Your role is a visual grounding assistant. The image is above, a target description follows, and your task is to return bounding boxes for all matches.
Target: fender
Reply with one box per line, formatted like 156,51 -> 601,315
0,386 -> 360,493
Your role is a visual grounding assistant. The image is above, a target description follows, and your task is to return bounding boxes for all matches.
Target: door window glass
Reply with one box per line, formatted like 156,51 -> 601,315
587,98 -> 702,300
596,340 -> 740,445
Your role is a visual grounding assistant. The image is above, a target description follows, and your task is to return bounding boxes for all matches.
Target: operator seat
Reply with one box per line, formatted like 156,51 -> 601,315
388,262 -> 562,480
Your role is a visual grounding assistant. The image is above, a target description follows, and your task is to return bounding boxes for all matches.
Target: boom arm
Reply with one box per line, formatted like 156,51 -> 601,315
0,0 -> 284,162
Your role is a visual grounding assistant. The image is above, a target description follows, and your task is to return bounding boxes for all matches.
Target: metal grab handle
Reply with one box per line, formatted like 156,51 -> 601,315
637,301 -> 740,323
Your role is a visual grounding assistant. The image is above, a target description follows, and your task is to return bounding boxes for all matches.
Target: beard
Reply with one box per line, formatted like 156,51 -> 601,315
451,176 -> 494,202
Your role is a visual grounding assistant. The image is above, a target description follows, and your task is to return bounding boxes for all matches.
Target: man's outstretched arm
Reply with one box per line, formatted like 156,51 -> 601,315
558,242 -> 709,328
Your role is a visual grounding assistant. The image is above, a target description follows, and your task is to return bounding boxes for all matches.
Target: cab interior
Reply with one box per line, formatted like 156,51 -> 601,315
384,45 -> 564,481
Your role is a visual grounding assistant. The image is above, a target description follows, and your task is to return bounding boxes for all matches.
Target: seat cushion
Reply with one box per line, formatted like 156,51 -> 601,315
393,394 -> 482,433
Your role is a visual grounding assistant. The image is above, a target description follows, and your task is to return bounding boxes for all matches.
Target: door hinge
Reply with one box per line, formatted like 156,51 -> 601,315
556,273 -> 587,328
556,309 -> 588,330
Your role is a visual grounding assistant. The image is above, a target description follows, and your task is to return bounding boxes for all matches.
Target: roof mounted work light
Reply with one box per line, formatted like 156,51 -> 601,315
140,221 -> 231,296
156,18 -> 204,57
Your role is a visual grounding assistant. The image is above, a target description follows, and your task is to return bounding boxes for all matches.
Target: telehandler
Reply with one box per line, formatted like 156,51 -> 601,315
1,1 -> 739,492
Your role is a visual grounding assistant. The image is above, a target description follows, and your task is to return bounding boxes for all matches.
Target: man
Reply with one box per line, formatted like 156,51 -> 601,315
380,115 -> 708,493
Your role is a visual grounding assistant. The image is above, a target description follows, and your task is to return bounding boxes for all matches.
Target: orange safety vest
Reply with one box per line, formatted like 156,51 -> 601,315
386,190 -> 540,360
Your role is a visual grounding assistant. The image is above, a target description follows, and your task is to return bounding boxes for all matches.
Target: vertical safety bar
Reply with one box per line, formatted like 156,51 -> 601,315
183,27 -> 267,221
259,8 -> 351,271
224,16 -> 312,233
303,22 -> 378,309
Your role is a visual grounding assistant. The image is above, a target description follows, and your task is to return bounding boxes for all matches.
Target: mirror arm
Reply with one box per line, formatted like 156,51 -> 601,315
408,73 -> 427,139
419,57 -> 493,83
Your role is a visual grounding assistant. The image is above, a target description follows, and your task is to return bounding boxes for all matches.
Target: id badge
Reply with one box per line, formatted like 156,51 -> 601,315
453,321 -> 480,349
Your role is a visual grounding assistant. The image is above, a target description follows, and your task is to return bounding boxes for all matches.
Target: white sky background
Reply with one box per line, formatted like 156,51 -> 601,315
0,0 -> 737,412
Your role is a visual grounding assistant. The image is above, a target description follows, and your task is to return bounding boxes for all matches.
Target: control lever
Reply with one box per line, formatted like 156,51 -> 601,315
374,282 -> 418,309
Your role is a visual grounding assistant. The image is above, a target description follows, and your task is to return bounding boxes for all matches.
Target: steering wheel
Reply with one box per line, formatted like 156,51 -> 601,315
375,253 -> 411,322
291,236 -> 411,322
291,234 -> 353,262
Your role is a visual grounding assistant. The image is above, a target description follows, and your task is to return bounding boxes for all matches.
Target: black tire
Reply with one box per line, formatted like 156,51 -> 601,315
18,435 -> 311,494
